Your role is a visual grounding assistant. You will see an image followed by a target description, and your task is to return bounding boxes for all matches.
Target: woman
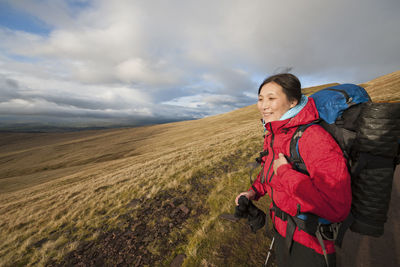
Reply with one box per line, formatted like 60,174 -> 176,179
235,73 -> 351,267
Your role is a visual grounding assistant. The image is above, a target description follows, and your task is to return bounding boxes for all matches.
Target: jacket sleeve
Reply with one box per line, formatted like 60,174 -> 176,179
271,125 -> 352,222
249,167 -> 267,201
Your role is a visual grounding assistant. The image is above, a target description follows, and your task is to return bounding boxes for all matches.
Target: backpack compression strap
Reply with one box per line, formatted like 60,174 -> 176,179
325,88 -> 353,105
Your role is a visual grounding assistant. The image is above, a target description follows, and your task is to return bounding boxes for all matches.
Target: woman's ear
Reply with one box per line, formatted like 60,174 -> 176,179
289,99 -> 298,108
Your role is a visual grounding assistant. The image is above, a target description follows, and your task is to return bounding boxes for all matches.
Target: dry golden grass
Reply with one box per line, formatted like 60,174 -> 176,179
301,83 -> 340,96
0,70 -> 399,266
0,104 -> 266,266
361,70 -> 400,101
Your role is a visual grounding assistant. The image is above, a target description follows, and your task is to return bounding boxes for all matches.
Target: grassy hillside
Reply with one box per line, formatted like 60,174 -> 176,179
0,71 -> 399,266
0,104 -> 270,266
301,83 -> 340,95
361,70 -> 400,101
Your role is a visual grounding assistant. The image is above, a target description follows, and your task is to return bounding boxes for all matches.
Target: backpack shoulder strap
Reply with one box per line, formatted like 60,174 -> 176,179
289,120 -> 321,175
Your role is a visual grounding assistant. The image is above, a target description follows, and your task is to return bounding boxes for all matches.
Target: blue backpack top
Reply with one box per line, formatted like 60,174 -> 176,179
311,84 -> 370,124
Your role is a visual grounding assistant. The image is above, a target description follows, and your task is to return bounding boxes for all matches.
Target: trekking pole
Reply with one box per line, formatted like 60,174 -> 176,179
264,237 -> 275,267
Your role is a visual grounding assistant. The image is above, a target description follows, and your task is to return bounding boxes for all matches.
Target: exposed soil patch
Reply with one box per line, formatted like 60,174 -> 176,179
46,185 -> 210,266
46,189 -> 201,266
170,254 -> 186,267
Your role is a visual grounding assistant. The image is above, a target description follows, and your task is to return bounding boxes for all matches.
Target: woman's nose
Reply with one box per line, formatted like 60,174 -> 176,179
261,100 -> 270,110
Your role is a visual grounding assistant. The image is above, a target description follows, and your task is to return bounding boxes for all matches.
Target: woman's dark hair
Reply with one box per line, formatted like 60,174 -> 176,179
258,73 -> 302,104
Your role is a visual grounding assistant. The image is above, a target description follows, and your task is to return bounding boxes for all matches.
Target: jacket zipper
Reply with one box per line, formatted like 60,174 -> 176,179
265,122 -> 276,224
266,122 -> 275,183
260,131 -> 271,184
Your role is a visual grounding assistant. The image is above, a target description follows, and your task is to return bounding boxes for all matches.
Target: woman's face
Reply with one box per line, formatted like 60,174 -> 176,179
257,82 -> 298,124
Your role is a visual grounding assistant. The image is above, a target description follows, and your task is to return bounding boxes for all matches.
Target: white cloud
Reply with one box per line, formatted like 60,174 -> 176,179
115,58 -> 182,86
0,0 -> 399,127
163,93 -> 254,116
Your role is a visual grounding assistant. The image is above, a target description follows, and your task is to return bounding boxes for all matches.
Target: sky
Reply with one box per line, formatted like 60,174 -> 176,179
0,0 -> 399,127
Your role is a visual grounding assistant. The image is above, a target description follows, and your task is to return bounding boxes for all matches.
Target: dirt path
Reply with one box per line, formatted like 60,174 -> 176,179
336,164 -> 400,267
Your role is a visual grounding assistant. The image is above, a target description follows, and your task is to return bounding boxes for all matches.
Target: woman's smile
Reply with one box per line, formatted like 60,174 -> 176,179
262,112 -> 273,118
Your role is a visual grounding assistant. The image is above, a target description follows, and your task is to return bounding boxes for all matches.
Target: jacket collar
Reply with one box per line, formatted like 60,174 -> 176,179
264,97 -> 319,134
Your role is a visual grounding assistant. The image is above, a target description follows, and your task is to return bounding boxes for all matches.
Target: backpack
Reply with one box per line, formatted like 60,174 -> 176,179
289,84 -> 400,240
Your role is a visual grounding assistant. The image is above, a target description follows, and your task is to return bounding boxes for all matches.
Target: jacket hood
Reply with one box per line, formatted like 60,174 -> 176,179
265,97 -> 319,133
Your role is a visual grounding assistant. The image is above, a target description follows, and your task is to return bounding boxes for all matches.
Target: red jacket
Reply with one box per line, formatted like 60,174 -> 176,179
250,97 -> 351,254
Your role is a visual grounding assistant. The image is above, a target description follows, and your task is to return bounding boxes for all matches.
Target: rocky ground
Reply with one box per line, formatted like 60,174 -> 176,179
46,189 -> 202,267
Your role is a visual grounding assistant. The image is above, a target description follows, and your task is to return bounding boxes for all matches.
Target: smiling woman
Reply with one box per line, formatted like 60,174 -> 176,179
235,73 -> 351,267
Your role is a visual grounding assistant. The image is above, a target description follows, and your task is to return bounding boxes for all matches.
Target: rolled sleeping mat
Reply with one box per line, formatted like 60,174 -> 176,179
354,102 -> 400,157
350,102 -> 400,236
350,153 -> 395,236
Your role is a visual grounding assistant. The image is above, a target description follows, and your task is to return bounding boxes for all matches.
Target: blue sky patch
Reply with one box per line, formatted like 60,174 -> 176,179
5,52 -> 39,63
0,1 -> 52,35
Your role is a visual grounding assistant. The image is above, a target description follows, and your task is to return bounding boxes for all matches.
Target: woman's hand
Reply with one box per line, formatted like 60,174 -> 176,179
273,153 -> 289,175
235,190 -> 256,206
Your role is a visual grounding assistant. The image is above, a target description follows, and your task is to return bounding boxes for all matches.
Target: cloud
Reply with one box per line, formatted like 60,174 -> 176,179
0,0 -> 399,128
0,75 -> 21,101
0,73 -> 152,118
